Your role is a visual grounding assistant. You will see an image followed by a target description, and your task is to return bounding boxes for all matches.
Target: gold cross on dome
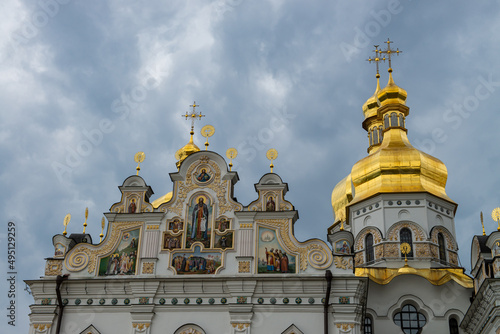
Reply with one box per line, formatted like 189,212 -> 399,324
379,38 -> 402,70
367,45 -> 384,77
182,101 -> 205,132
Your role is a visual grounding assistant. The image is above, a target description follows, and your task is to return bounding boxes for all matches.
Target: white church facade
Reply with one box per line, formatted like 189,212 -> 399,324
26,42 -> 500,334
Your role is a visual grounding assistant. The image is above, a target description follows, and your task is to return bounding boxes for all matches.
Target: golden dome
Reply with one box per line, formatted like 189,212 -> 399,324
377,70 -> 407,107
151,191 -> 173,208
349,127 -> 453,206
331,174 -> 353,224
362,76 -> 381,121
175,131 -> 200,168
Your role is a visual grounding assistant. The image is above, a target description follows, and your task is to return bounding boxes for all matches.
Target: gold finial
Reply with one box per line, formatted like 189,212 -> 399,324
182,101 -> 205,135
492,208 -> 500,231
379,38 -> 402,72
226,148 -> 238,171
400,242 -> 411,266
481,211 -> 486,236
134,151 -> 145,175
266,148 -> 278,173
83,207 -> 89,234
201,125 -> 215,150
63,213 -> 71,236
100,217 -> 105,242
340,220 -> 344,231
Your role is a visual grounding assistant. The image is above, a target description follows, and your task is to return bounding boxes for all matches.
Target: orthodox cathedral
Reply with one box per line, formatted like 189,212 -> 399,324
26,41 -> 500,334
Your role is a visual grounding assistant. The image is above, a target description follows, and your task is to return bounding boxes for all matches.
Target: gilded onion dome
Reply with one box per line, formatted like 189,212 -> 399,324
175,130 -> 200,169
151,191 -> 173,208
362,75 -> 381,121
331,174 -> 353,225
377,69 -> 407,107
348,73 -> 453,206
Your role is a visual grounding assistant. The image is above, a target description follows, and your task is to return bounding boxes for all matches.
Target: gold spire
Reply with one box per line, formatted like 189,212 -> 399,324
377,39 -> 407,107
493,208 -> 500,231
266,149 -> 278,173
362,45 -> 383,118
83,207 -> 89,234
62,213 -> 71,236
134,151 -> 145,175
176,101 -> 204,168
481,211 -> 486,236
226,148 -> 238,171
100,217 -> 105,242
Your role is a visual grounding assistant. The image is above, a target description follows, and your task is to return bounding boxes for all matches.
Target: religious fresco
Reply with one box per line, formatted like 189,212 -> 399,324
54,243 -> 66,257
335,240 -> 351,255
168,218 -> 184,233
266,195 -> 276,211
216,217 -> 230,232
163,232 -> 182,250
98,228 -> 140,276
128,198 -> 137,213
196,168 -> 211,183
214,232 -> 233,250
185,194 -> 213,249
257,227 -> 296,274
171,246 -> 222,275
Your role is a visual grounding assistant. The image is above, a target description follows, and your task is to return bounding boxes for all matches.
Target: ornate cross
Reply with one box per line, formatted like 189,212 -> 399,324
182,101 -> 205,132
367,45 -> 383,77
379,38 -> 402,70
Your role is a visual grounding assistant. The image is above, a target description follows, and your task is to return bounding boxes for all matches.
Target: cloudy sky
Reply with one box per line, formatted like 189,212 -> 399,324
1,0 -> 500,332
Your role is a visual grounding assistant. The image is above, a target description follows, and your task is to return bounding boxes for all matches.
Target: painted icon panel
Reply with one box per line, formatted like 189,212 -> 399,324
98,228 -> 140,276
257,227 -> 296,273
214,232 -> 233,250
171,246 -> 222,275
335,240 -> 351,254
163,232 -> 182,250
186,194 -> 212,249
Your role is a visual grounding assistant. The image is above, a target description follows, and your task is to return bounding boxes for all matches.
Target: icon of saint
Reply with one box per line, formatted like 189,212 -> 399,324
266,196 -> 275,211
128,199 -> 137,213
191,197 -> 209,240
197,169 -> 211,182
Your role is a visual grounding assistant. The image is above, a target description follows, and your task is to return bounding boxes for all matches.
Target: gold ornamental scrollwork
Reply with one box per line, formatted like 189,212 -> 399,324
166,160 -> 242,216
238,261 -> 250,273
334,256 -> 353,270
65,221 -> 144,274
256,219 -> 333,271
387,222 -> 426,241
354,227 -> 382,251
431,226 -> 457,251
142,262 -> 154,274
45,259 -> 63,276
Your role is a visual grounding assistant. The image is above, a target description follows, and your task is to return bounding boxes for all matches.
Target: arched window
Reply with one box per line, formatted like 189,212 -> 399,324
438,233 -> 446,262
368,131 -> 373,146
373,127 -> 379,144
364,316 -> 373,334
378,126 -> 384,143
399,114 -> 405,128
449,317 -> 459,334
394,304 -> 426,334
384,115 -> 389,129
400,228 -> 414,258
365,234 -> 374,263
391,112 -> 398,127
